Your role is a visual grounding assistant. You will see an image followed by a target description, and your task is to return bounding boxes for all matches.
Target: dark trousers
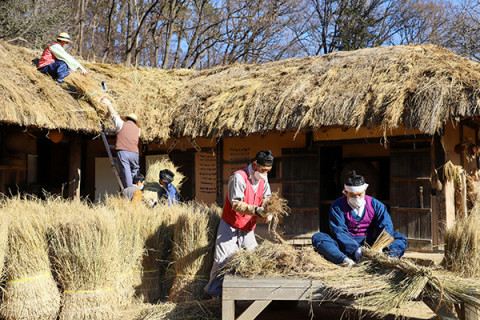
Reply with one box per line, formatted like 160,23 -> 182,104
38,61 -> 70,84
311,231 -> 407,264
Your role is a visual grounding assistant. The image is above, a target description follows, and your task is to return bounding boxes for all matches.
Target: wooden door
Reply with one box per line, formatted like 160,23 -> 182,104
282,148 -> 320,236
390,140 -> 433,251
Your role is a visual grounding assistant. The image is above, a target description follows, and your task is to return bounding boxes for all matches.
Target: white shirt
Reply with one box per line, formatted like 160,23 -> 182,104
228,163 -> 271,203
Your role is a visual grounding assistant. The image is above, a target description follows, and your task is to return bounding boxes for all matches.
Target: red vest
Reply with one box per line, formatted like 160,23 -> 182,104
38,42 -> 59,68
222,169 -> 265,231
116,121 -> 140,153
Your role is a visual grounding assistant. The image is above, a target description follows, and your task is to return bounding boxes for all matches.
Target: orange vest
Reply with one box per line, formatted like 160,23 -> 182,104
38,42 -> 59,68
222,169 -> 265,231
116,121 -> 140,153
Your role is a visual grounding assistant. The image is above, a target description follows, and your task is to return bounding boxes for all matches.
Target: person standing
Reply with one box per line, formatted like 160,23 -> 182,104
101,98 -> 141,189
158,169 -> 179,206
38,32 -> 88,85
312,171 -> 407,267
204,150 -> 274,297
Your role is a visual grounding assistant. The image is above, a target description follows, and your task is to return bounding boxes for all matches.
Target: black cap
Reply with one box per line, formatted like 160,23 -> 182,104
159,169 -> 174,184
344,170 -> 365,186
133,173 -> 145,184
255,150 -> 274,166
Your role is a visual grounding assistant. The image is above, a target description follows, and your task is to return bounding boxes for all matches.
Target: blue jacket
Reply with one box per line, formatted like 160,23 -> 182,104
159,183 -> 179,206
329,196 -> 394,256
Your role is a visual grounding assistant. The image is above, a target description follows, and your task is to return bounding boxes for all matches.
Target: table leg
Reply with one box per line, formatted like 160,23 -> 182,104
223,299 -> 235,320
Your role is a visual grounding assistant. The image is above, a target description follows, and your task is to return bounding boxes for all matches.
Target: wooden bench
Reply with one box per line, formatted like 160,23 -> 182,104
222,275 -> 462,320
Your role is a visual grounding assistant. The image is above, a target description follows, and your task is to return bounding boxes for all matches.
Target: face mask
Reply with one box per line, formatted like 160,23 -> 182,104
348,197 -> 365,209
254,171 -> 267,181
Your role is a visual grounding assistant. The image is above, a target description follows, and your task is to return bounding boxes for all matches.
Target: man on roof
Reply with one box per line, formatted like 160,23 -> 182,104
101,98 -> 141,189
38,32 -> 88,85
204,150 -> 274,297
312,171 -> 407,267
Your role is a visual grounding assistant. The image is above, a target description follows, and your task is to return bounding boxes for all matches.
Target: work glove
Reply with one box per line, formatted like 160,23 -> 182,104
354,246 -> 364,261
265,214 -> 273,223
342,257 -> 355,267
80,67 -> 88,75
255,206 -> 266,218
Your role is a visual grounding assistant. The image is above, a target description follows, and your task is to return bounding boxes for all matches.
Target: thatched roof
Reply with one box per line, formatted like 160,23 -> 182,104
2,41 -> 480,142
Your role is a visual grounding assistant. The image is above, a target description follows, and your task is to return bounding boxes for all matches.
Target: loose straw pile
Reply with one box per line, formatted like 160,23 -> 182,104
134,299 -> 221,320
0,197 -> 61,320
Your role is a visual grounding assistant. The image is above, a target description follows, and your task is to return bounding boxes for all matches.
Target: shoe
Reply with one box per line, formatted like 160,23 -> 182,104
342,257 -> 355,267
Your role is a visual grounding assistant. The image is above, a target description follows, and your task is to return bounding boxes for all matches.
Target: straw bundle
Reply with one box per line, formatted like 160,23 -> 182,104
104,196 -> 146,306
144,158 -> 185,204
135,203 -> 182,303
134,299 -> 221,320
263,192 -> 290,241
222,240 -> 339,279
48,200 -> 122,320
0,199 -> 9,279
0,197 -> 61,320
443,204 -> 480,277
168,202 -> 221,302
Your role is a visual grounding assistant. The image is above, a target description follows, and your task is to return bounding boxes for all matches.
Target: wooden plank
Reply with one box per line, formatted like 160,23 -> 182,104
223,276 -> 327,301
68,134 -> 82,199
222,299 -> 235,320
391,207 -> 432,214
423,297 -> 460,320
237,300 -> 272,320
391,177 -> 431,182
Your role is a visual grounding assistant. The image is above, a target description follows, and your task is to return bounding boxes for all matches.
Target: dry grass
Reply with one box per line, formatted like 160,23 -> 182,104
3,41 -> 480,141
144,158 -> 186,202
104,196 -> 146,306
223,236 -> 480,319
443,204 -> 480,278
0,197 -> 10,280
0,196 -> 61,320
263,192 -> 290,240
134,203 -> 182,303
134,299 -> 221,320
168,202 -> 221,302
47,198 -> 122,320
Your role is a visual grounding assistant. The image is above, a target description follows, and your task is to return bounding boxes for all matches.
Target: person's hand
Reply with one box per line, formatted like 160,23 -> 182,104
264,214 -> 273,223
80,68 -> 88,75
354,246 -> 364,261
100,97 -> 113,109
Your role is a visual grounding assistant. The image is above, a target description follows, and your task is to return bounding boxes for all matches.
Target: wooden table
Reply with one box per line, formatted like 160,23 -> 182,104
222,275 -> 462,320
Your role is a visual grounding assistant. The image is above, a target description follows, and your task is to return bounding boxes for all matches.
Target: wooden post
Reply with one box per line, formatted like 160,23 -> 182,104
461,171 -> 467,218
68,134 -> 82,199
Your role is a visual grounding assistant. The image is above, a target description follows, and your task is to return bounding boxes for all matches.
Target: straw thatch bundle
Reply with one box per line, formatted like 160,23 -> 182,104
223,237 -> 480,318
135,203 -> 182,303
104,196 -> 146,306
443,204 -> 480,277
144,158 -> 185,205
0,199 -> 9,279
168,203 -> 221,302
0,197 -> 61,320
263,192 -> 290,239
5,41 -> 480,142
48,199 -> 122,320
134,299 -> 221,320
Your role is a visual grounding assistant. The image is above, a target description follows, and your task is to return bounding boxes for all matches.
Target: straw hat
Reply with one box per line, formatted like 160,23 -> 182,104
57,32 -> 72,43
121,113 -> 140,127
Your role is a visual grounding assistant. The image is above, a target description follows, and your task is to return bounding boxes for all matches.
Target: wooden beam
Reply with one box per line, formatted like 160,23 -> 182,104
222,299 -> 235,320
237,300 -> 272,320
68,134 -> 82,199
